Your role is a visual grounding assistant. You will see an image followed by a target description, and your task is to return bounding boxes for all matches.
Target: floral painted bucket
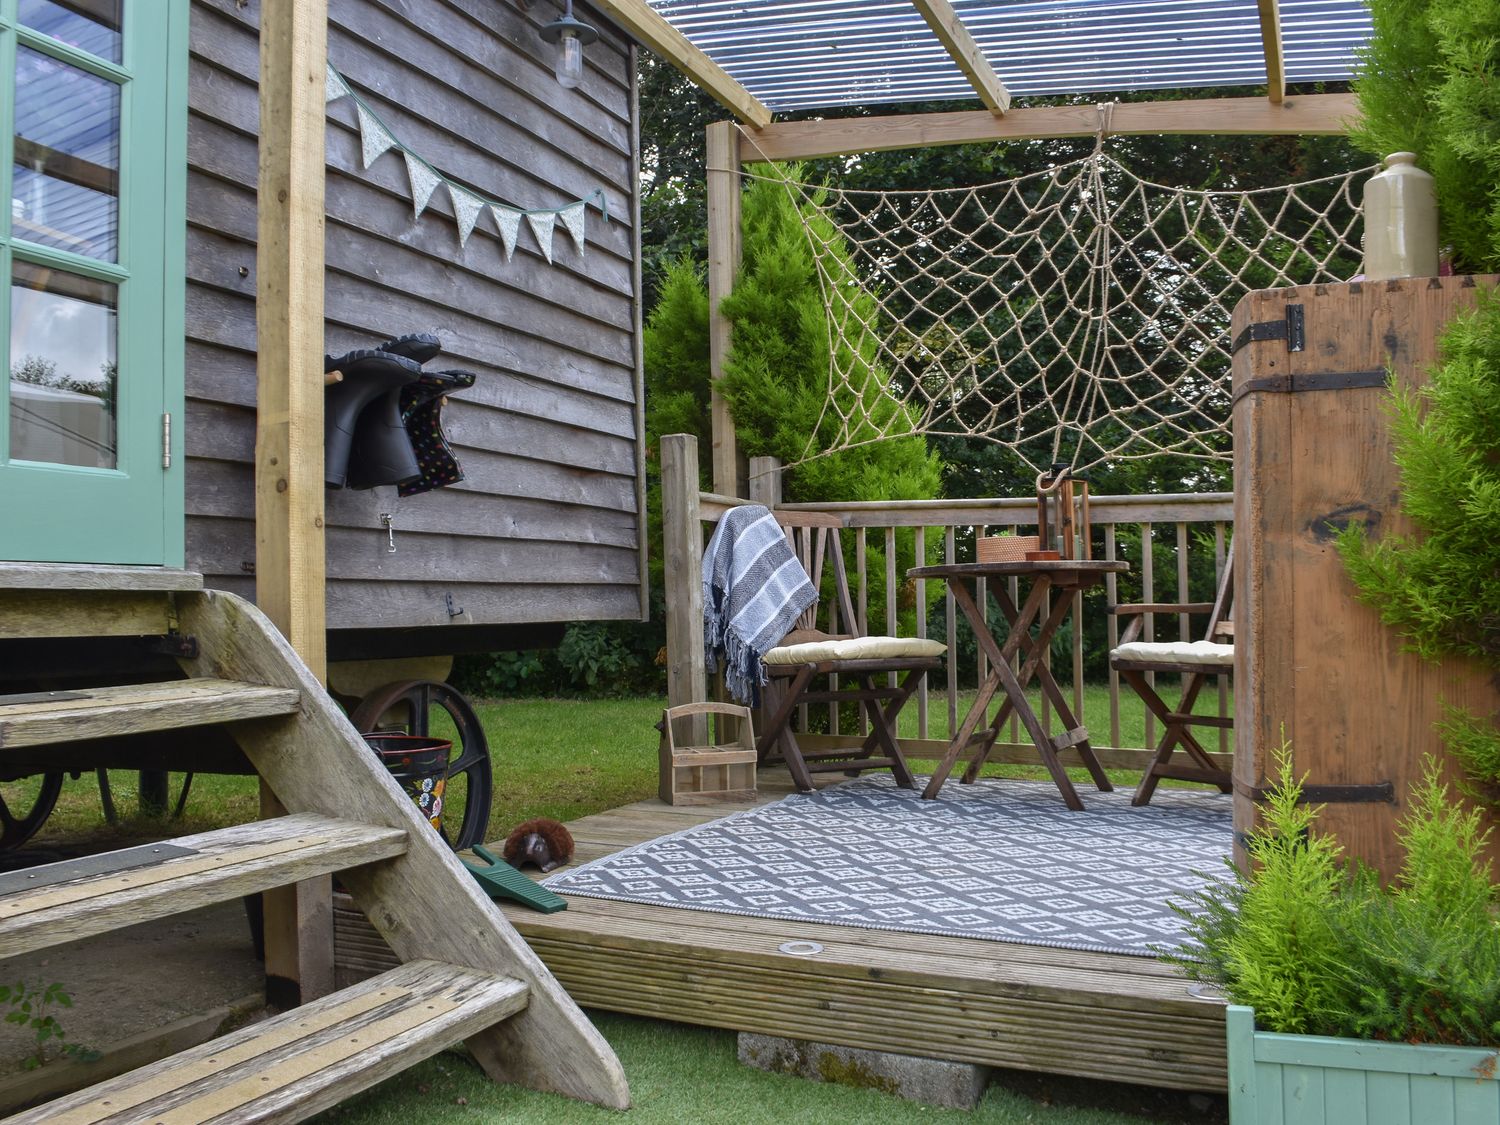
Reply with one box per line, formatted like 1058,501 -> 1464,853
363,732 -> 451,833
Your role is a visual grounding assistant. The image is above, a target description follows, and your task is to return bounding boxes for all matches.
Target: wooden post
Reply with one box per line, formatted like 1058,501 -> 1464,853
706,121 -> 743,498
748,455 -> 782,509
661,435 -> 708,744
255,0 -> 333,1009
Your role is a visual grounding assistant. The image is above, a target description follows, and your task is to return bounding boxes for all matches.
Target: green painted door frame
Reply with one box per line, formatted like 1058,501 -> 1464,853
0,0 -> 188,565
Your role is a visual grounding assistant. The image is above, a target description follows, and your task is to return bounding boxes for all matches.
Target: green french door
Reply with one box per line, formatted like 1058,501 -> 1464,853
0,0 -> 186,565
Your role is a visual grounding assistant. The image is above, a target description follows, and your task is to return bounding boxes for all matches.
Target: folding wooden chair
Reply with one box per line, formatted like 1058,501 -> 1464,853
754,511 -> 946,793
1109,556 -> 1235,806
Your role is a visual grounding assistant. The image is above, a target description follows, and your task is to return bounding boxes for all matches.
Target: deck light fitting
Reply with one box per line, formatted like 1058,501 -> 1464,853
539,0 -> 597,90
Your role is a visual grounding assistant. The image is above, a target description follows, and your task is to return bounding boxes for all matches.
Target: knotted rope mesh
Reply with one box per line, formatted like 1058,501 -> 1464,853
744,150 -> 1371,475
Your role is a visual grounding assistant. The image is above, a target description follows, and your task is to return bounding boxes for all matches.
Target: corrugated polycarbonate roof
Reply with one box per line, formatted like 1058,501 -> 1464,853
647,0 -> 1373,112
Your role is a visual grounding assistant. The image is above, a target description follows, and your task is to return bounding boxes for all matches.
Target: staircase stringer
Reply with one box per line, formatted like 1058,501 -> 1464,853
172,588 -> 631,1110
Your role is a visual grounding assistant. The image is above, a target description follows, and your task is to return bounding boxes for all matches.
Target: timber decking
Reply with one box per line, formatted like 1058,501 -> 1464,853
334,772 -> 1231,1092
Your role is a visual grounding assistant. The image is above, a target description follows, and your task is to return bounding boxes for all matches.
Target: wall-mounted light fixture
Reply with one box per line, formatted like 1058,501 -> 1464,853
539,0 -> 598,90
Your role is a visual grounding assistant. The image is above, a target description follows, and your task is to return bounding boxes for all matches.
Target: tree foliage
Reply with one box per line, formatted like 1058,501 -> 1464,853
1351,0 -> 1500,273
1341,0 -> 1500,808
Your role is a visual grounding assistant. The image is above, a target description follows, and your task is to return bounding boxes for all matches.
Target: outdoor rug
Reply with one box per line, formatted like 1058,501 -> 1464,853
543,776 -> 1232,958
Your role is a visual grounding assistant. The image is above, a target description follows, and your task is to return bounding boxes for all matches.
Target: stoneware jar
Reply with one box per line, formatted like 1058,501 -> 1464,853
1362,152 -> 1439,280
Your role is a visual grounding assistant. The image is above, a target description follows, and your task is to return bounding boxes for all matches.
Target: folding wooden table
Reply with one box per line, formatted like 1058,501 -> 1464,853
909,560 -> 1128,809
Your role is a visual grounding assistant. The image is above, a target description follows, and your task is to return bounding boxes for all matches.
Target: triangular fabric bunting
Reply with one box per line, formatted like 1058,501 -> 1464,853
449,183 -> 485,248
557,202 -> 587,256
325,68 -> 350,104
404,151 -> 442,220
490,205 -> 522,261
356,103 -> 397,169
526,210 -> 556,264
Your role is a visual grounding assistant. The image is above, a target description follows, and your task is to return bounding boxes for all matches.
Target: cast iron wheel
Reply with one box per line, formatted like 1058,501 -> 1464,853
0,771 -> 63,851
350,680 -> 493,851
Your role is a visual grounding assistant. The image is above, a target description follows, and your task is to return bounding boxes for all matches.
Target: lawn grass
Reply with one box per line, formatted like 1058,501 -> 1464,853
314,1010 -> 1225,1125
20,683 -> 1230,848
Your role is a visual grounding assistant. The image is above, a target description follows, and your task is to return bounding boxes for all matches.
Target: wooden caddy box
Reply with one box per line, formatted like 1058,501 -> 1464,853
658,701 -> 758,805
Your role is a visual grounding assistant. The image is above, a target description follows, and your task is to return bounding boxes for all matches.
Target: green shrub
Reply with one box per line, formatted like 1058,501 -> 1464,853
1169,747 -> 1500,1046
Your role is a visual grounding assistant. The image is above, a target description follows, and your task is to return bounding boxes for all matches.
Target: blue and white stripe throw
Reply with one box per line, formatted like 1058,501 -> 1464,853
702,504 -> 818,704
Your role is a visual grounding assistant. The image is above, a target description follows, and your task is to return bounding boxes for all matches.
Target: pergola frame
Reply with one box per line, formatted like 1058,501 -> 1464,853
703,90 -> 1358,494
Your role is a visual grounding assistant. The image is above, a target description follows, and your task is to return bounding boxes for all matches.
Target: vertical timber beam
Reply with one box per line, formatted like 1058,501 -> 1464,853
706,121 -> 743,498
1256,0 -> 1286,104
748,455 -> 782,509
255,0 -> 334,1009
661,434 -> 708,744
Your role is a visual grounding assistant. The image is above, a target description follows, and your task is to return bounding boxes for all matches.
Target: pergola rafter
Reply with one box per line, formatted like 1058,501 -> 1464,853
911,0 -> 1012,115
1256,0 -> 1287,103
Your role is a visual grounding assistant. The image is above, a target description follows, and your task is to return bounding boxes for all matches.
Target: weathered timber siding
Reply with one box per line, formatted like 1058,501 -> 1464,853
184,0 -> 645,638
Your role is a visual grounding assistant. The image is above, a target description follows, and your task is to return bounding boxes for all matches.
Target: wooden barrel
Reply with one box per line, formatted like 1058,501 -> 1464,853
1232,276 -> 1500,879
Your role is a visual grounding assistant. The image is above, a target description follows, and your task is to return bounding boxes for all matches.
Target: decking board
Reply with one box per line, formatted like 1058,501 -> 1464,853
334,772 -> 1230,1092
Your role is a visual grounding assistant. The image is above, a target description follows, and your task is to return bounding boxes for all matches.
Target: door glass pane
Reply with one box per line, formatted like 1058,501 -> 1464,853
18,0 -> 124,64
12,46 -> 120,261
9,260 -> 118,468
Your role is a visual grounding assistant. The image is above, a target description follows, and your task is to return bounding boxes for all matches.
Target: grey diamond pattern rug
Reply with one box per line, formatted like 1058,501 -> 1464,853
544,776 -> 1232,957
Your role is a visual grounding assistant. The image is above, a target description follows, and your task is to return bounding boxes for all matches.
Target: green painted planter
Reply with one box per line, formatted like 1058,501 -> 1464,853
1227,1005 -> 1500,1124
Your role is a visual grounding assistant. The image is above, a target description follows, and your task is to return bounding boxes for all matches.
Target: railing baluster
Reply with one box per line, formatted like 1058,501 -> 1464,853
1106,522 -> 1120,749
915,525 -> 929,740
1141,520 -> 1155,750
945,526 -> 957,738
886,525 -> 898,693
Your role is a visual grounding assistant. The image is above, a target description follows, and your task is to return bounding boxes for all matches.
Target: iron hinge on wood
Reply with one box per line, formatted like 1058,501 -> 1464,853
1230,303 -> 1305,355
161,412 -> 172,470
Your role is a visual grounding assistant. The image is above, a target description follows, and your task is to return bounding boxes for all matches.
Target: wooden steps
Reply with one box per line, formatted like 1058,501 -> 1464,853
0,579 -> 629,1113
0,680 -> 301,749
0,815 -> 407,959
8,960 -> 529,1124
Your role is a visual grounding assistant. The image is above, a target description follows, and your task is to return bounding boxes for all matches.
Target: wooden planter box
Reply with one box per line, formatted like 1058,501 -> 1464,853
1227,1005 -> 1500,1124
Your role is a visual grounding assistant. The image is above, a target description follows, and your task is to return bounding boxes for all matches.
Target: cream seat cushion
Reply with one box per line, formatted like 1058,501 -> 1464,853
763,636 -> 947,665
1111,639 -> 1234,666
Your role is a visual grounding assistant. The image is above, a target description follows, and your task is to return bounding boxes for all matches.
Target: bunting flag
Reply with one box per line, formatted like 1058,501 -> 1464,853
325,68 -> 350,104
557,201 -> 587,257
449,184 -> 485,248
525,211 -> 556,264
355,102 -> 397,169
326,62 -> 607,261
490,204 -> 522,261
404,151 -> 443,220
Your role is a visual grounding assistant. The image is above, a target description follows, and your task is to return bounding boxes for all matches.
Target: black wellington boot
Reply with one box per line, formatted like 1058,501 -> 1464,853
377,332 -> 441,366
324,349 -> 422,489
346,387 -> 423,490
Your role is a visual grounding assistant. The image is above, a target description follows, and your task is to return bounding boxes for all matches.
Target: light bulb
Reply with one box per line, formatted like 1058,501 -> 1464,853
555,31 -> 583,89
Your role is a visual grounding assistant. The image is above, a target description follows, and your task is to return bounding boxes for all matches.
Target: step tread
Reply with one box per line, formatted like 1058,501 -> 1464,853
10,960 -> 529,1125
0,814 -> 408,959
0,679 -> 301,749
0,562 -> 204,592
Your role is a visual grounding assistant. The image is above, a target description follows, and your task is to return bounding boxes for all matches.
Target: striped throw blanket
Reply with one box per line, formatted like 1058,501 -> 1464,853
702,505 -> 817,704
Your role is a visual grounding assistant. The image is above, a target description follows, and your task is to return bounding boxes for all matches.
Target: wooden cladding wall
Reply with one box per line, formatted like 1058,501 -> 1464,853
183,0 -> 645,637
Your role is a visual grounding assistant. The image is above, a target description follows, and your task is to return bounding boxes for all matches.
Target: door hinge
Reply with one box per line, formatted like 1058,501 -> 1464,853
161,413 -> 172,469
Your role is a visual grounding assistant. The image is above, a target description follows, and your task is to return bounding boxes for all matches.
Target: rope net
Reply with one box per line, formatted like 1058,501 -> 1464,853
746,149 -> 1370,475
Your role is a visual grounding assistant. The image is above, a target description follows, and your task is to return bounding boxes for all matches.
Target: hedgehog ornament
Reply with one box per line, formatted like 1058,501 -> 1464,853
502,817 -> 575,873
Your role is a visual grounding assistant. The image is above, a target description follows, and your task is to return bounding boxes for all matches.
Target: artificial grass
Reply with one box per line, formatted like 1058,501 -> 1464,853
315,1010 -> 1225,1125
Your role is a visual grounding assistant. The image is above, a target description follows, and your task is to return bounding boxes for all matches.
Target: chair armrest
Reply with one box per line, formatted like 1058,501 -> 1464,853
1108,602 -> 1215,616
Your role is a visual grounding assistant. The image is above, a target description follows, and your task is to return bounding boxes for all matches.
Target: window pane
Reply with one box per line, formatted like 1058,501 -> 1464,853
18,0 -> 124,64
12,47 -> 121,261
9,260 -> 118,469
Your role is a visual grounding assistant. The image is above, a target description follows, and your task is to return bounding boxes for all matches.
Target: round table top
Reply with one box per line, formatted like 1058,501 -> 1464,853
908,559 -> 1130,579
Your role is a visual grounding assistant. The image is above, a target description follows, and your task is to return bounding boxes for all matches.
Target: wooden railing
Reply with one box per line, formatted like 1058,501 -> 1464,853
663,434 -> 1234,774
